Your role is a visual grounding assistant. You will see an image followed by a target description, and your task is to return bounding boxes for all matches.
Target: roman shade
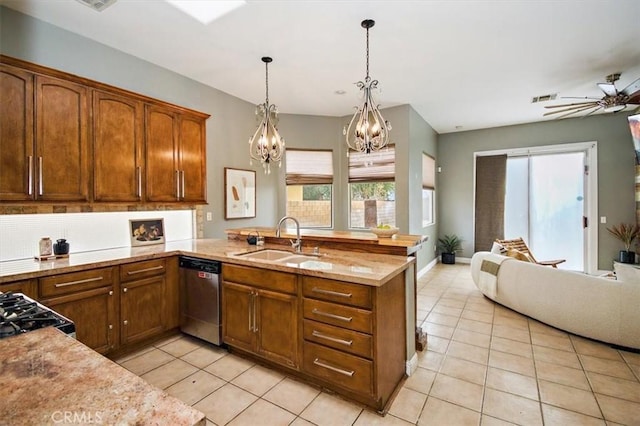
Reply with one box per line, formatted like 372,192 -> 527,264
285,149 -> 333,185
348,145 -> 395,183
423,153 -> 435,189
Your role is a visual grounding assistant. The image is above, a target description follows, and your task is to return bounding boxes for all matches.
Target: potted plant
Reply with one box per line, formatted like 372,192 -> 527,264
607,223 -> 640,264
437,234 -> 463,264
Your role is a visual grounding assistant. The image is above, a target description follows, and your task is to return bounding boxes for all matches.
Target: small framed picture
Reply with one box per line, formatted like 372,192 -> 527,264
129,218 -> 165,247
224,167 -> 256,219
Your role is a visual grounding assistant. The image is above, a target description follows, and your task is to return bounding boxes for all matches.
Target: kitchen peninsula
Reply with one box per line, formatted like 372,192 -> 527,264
0,233 -> 421,413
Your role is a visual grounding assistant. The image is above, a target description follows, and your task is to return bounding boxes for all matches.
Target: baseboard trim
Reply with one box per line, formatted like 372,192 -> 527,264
405,352 -> 419,376
417,257 -> 438,279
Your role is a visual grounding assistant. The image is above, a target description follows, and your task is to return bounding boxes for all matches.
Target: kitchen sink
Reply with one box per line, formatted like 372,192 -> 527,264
237,249 -> 294,261
277,255 -> 316,265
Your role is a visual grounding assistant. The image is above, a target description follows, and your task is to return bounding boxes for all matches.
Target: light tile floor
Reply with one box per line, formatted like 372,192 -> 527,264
114,264 -> 640,425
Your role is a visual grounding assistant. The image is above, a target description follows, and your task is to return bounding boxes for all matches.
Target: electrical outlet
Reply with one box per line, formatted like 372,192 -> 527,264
206,212 -> 212,221
600,216 -> 606,224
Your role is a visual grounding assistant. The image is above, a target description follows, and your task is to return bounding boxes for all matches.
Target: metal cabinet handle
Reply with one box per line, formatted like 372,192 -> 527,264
38,156 -> 43,196
311,308 -> 352,323
108,324 -> 113,330
312,287 -> 352,298
27,156 -> 33,196
126,265 -> 163,275
180,170 -> 185,200
311,330 -> 353,346
252,292 -> 258,332
109,291 -> 113,296
136,166 -> 142,199
123,320 -> 128,325
175,170 -> 180,199
313,358 -> 354,377
54,276 -> 104,288
248,292 -> 254,332
123,287 -> 128,293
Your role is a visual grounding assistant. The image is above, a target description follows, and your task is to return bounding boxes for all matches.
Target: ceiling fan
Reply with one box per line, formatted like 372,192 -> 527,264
544,73 -> 640,119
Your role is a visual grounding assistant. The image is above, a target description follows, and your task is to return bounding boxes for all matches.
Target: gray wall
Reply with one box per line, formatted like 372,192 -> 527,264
438,113 -> 636,270
1,6 -> 438,269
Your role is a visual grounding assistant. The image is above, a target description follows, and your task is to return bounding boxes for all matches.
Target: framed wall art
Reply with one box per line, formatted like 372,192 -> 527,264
225,167 -> 256,219
130,218 -> 165,246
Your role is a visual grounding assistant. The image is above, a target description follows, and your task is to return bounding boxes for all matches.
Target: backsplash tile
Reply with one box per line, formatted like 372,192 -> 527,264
0,210 -> 194,262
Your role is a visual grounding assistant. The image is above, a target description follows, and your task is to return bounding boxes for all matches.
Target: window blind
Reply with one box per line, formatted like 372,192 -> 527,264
422,153 -> 435,189
285,149 -> 333,185
348,145 -> 395,183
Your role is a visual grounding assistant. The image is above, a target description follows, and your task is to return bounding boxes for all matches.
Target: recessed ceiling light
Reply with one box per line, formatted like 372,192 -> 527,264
165,0 -> 246,25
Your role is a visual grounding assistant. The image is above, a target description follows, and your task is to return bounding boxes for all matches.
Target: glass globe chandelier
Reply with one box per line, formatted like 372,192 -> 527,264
249,56 -> 285,174
344,19 -> 391,156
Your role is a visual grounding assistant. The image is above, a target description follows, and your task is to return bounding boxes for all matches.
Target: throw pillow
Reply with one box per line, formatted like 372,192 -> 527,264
491,242 -> 507,255
506,248 -> 532,262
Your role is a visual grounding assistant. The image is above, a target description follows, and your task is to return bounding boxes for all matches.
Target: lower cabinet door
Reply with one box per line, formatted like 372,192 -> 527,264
222,281 -> 254,352
42,286 -> 116,354
121,276 -> 165,346
256,288 -> 298,369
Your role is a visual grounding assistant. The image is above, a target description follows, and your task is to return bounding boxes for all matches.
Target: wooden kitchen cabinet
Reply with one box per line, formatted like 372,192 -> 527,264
39,267 -> 117,354
92,90 -> 144,202
301,274 -> 406,411
0,64 -> 34,202
222,264 -> 299,369
0,279 -> 38,299
146,104 -> 207,203
119,259 -> 167,346
0,68 -> 89,202
34,75 -> 90,201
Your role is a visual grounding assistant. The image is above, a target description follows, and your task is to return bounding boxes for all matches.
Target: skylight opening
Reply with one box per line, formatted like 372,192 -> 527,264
165,0 -> 246,25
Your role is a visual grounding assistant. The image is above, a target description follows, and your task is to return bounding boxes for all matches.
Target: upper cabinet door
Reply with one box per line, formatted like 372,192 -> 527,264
35,75 -> 89,201
0,64 -> 34,201
145,105 -> 179,202
93,91 -> 144,202
179,114 -> 207,203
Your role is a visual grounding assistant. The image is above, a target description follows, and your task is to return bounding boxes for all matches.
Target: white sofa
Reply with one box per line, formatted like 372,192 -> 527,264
470,251 -> 640,350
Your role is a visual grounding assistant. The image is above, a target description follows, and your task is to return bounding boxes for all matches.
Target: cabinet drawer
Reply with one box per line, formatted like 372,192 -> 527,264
0,279 -> 38,299
303,276 -> 372,309
303,299 -> 372,334
120,259 -> 166,282
223,264 -> 297,295
304,319 -> 372,359
303,341 -> 373,396
40,267 -> 115,297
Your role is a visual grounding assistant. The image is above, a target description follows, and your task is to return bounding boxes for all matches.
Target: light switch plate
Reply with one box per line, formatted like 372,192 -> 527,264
600,216 -> 606,224
206,212 -> 213,221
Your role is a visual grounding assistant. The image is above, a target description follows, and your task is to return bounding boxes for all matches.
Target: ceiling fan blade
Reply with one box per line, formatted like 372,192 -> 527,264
555,105 -> 601,119
626,91 -> 640,105
621,77 -> 640,96
598,82 -> 617,97
544,101 -> 598,110
543,103 -> 599,117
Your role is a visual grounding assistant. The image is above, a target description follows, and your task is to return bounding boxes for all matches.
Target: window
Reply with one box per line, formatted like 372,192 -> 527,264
348,146 -> 395,228
285,149 -> 333,228
422,153 -> 435,227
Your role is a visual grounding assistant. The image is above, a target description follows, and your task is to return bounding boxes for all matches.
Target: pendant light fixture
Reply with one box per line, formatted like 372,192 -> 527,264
249,56 -> 285,174
344,19 -> 391,156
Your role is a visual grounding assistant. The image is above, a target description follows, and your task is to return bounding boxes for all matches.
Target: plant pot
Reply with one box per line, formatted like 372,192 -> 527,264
618,250 -> 636,264
441,252 -> 456,265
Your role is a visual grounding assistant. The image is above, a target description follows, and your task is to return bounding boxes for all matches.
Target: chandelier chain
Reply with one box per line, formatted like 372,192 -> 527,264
265,60 -> 269,105
365,25 -> 370,79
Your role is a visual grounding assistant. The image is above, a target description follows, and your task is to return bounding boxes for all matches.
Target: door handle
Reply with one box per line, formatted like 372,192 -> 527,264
311,308 -> 352,323
180,170 -> 185,200
27,156 -> 33,196
38,156 -> 43,196
583,216 -> 588,228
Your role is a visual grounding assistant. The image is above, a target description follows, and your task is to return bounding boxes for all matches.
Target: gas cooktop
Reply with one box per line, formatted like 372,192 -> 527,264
0,292 -> 75,339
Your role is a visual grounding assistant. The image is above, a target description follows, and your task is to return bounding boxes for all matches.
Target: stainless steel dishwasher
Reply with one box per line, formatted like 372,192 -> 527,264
179,256 -> 222,345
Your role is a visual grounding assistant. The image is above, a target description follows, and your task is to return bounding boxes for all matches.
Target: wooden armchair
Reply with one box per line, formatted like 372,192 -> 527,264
495,237 -> 566,268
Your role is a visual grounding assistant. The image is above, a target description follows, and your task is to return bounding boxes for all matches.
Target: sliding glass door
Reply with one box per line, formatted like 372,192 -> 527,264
504,152 -> 586,271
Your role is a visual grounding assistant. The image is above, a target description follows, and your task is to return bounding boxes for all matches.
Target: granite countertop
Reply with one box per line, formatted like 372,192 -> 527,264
0,327 -> 205,426
0,238 -> 415,287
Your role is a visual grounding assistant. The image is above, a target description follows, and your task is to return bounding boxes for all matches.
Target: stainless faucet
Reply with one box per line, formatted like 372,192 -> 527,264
276,216 -> 302,253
